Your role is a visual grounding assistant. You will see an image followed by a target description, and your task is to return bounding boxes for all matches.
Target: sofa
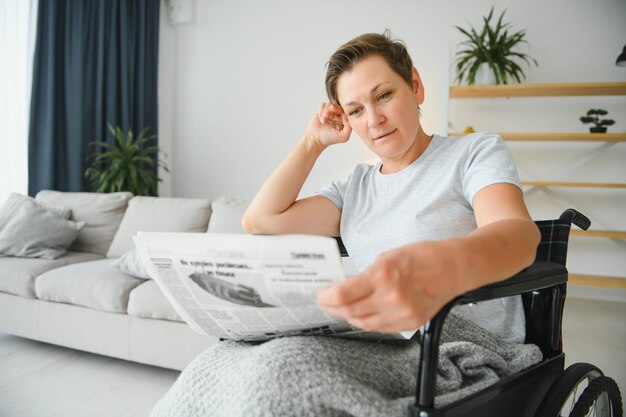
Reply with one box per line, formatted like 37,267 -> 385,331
0,190 -> 250,371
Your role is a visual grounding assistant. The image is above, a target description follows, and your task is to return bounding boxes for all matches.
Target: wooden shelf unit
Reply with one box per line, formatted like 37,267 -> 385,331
449,82 -> 626,98
448,132 -> 626,142
448,82 -> 626,287
570,230 -> 626,239
569,273 -> 626,288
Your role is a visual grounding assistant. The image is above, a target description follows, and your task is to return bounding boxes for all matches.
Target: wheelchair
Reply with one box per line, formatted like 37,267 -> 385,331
335,209 -> 623,417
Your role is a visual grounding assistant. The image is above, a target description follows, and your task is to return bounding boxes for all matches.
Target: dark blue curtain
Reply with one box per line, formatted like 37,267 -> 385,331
28,0 -> 160,195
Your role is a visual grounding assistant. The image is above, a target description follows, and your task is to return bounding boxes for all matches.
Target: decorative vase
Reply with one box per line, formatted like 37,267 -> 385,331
475,63 -> 496,85
590,126 -> 607,133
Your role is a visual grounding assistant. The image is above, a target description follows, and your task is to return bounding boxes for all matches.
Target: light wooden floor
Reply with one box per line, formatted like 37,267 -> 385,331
0,297 -> 624,417
560,298 -> 626,393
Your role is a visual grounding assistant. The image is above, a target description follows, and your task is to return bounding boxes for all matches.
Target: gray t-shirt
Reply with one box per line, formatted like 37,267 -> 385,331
317,132 -> 526,343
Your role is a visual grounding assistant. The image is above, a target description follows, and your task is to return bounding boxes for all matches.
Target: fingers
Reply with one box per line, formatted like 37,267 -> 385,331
348,315 -> 423,333
306,103 -> 351,147
317,102 -> 326,124
316,251 -> 434,334
324,294 -> 427,333
320,297 -> 379,320
317,267 -> 382,323
322,294 -> 424,333
317,274 -> 374,308
319,102 -> 344,125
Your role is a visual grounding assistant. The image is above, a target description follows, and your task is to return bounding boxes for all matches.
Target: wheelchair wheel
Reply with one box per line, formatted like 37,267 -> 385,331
535,363 -> 604,417
569,376 -> 623,417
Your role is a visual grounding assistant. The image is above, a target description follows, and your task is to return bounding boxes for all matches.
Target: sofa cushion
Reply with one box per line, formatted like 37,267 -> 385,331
207,197 -> 249,234
127,280 -> 183,322
0,198 -> 85,259
35,259 -> 144,313
107,196 -> 212,258
0,251 -> 103,298
0,193 -> 71,231
35,190 -> 133,256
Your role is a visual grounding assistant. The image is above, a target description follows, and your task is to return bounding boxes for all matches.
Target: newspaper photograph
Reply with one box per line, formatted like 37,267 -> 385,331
133,233 -> 407,341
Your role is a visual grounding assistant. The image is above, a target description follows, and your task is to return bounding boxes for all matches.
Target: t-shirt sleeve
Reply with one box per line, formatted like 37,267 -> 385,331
462,133 -> 521,206
316,171 -> 353,211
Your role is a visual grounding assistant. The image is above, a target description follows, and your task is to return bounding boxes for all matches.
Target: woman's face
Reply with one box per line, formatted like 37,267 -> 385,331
336,55 -> 425,165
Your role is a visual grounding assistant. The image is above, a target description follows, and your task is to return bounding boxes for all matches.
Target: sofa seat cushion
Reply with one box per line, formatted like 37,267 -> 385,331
128,280 -> 183,322
35,259 -> 144,313
0,251 -> 103,298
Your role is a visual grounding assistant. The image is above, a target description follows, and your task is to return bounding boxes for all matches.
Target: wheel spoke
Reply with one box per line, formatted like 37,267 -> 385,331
595,391 -> 611,417
570,385 -> 579,413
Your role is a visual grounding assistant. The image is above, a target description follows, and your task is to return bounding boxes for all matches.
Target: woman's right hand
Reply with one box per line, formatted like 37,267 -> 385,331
305,102 -> 352,149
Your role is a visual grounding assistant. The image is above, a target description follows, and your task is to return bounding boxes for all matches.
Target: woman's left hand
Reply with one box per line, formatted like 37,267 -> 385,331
316,240 -> 472,333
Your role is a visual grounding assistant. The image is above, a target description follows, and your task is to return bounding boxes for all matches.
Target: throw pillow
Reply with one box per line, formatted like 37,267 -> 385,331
0,193 -> 71,231
112,248 -> 151,279
0,198 -> 84,259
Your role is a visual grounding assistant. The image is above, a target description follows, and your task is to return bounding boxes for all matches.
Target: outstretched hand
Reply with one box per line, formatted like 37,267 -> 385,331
305,103 -> 352,149
316,240 -> 472,333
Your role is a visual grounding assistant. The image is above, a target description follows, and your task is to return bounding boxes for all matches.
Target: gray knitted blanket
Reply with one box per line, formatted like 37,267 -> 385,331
151,313 -> 541,417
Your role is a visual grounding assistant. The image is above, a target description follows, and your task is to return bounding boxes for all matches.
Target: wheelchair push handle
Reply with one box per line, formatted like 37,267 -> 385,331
559,209 -> 591,231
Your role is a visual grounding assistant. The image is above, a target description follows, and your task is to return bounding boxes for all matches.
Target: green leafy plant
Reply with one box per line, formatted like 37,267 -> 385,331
454,7 -> 538,85
85,124 -> 169,196
580,109 -> 615,130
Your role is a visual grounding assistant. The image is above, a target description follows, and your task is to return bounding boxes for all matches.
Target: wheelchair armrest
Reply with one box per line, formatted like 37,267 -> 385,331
414,261 -> 568,411
457,261 -> 568,304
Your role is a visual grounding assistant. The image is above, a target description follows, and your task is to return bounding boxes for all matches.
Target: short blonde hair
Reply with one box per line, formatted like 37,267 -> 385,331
325,31 -> 414,105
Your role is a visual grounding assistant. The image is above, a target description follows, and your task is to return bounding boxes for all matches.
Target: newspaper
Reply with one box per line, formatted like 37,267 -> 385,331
133,233 -> 411,342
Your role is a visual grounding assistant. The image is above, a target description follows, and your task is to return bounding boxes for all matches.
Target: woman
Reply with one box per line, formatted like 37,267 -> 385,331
151,32 -> 542,417
242,32 -> 540,343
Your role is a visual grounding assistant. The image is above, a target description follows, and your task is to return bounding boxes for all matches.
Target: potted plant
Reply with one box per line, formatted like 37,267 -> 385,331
85,124 -> 169,196
580,109 -> 615,133
454,7 -> 538,85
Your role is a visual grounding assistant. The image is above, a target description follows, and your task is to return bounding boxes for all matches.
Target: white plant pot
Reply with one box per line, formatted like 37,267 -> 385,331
475,63 -> 496,85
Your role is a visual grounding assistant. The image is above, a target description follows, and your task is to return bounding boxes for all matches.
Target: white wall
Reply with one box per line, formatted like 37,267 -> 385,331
158,0 -> 626,288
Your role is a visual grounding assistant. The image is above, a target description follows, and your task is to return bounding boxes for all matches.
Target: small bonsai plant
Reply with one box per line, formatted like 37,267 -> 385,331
580,109 -> 615,133
85,124 -> 169,196
454,7 -> 538,85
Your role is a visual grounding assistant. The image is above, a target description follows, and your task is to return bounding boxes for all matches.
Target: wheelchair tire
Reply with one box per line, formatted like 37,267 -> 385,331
569,376 -> 623,417
535,362 -> 604,417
